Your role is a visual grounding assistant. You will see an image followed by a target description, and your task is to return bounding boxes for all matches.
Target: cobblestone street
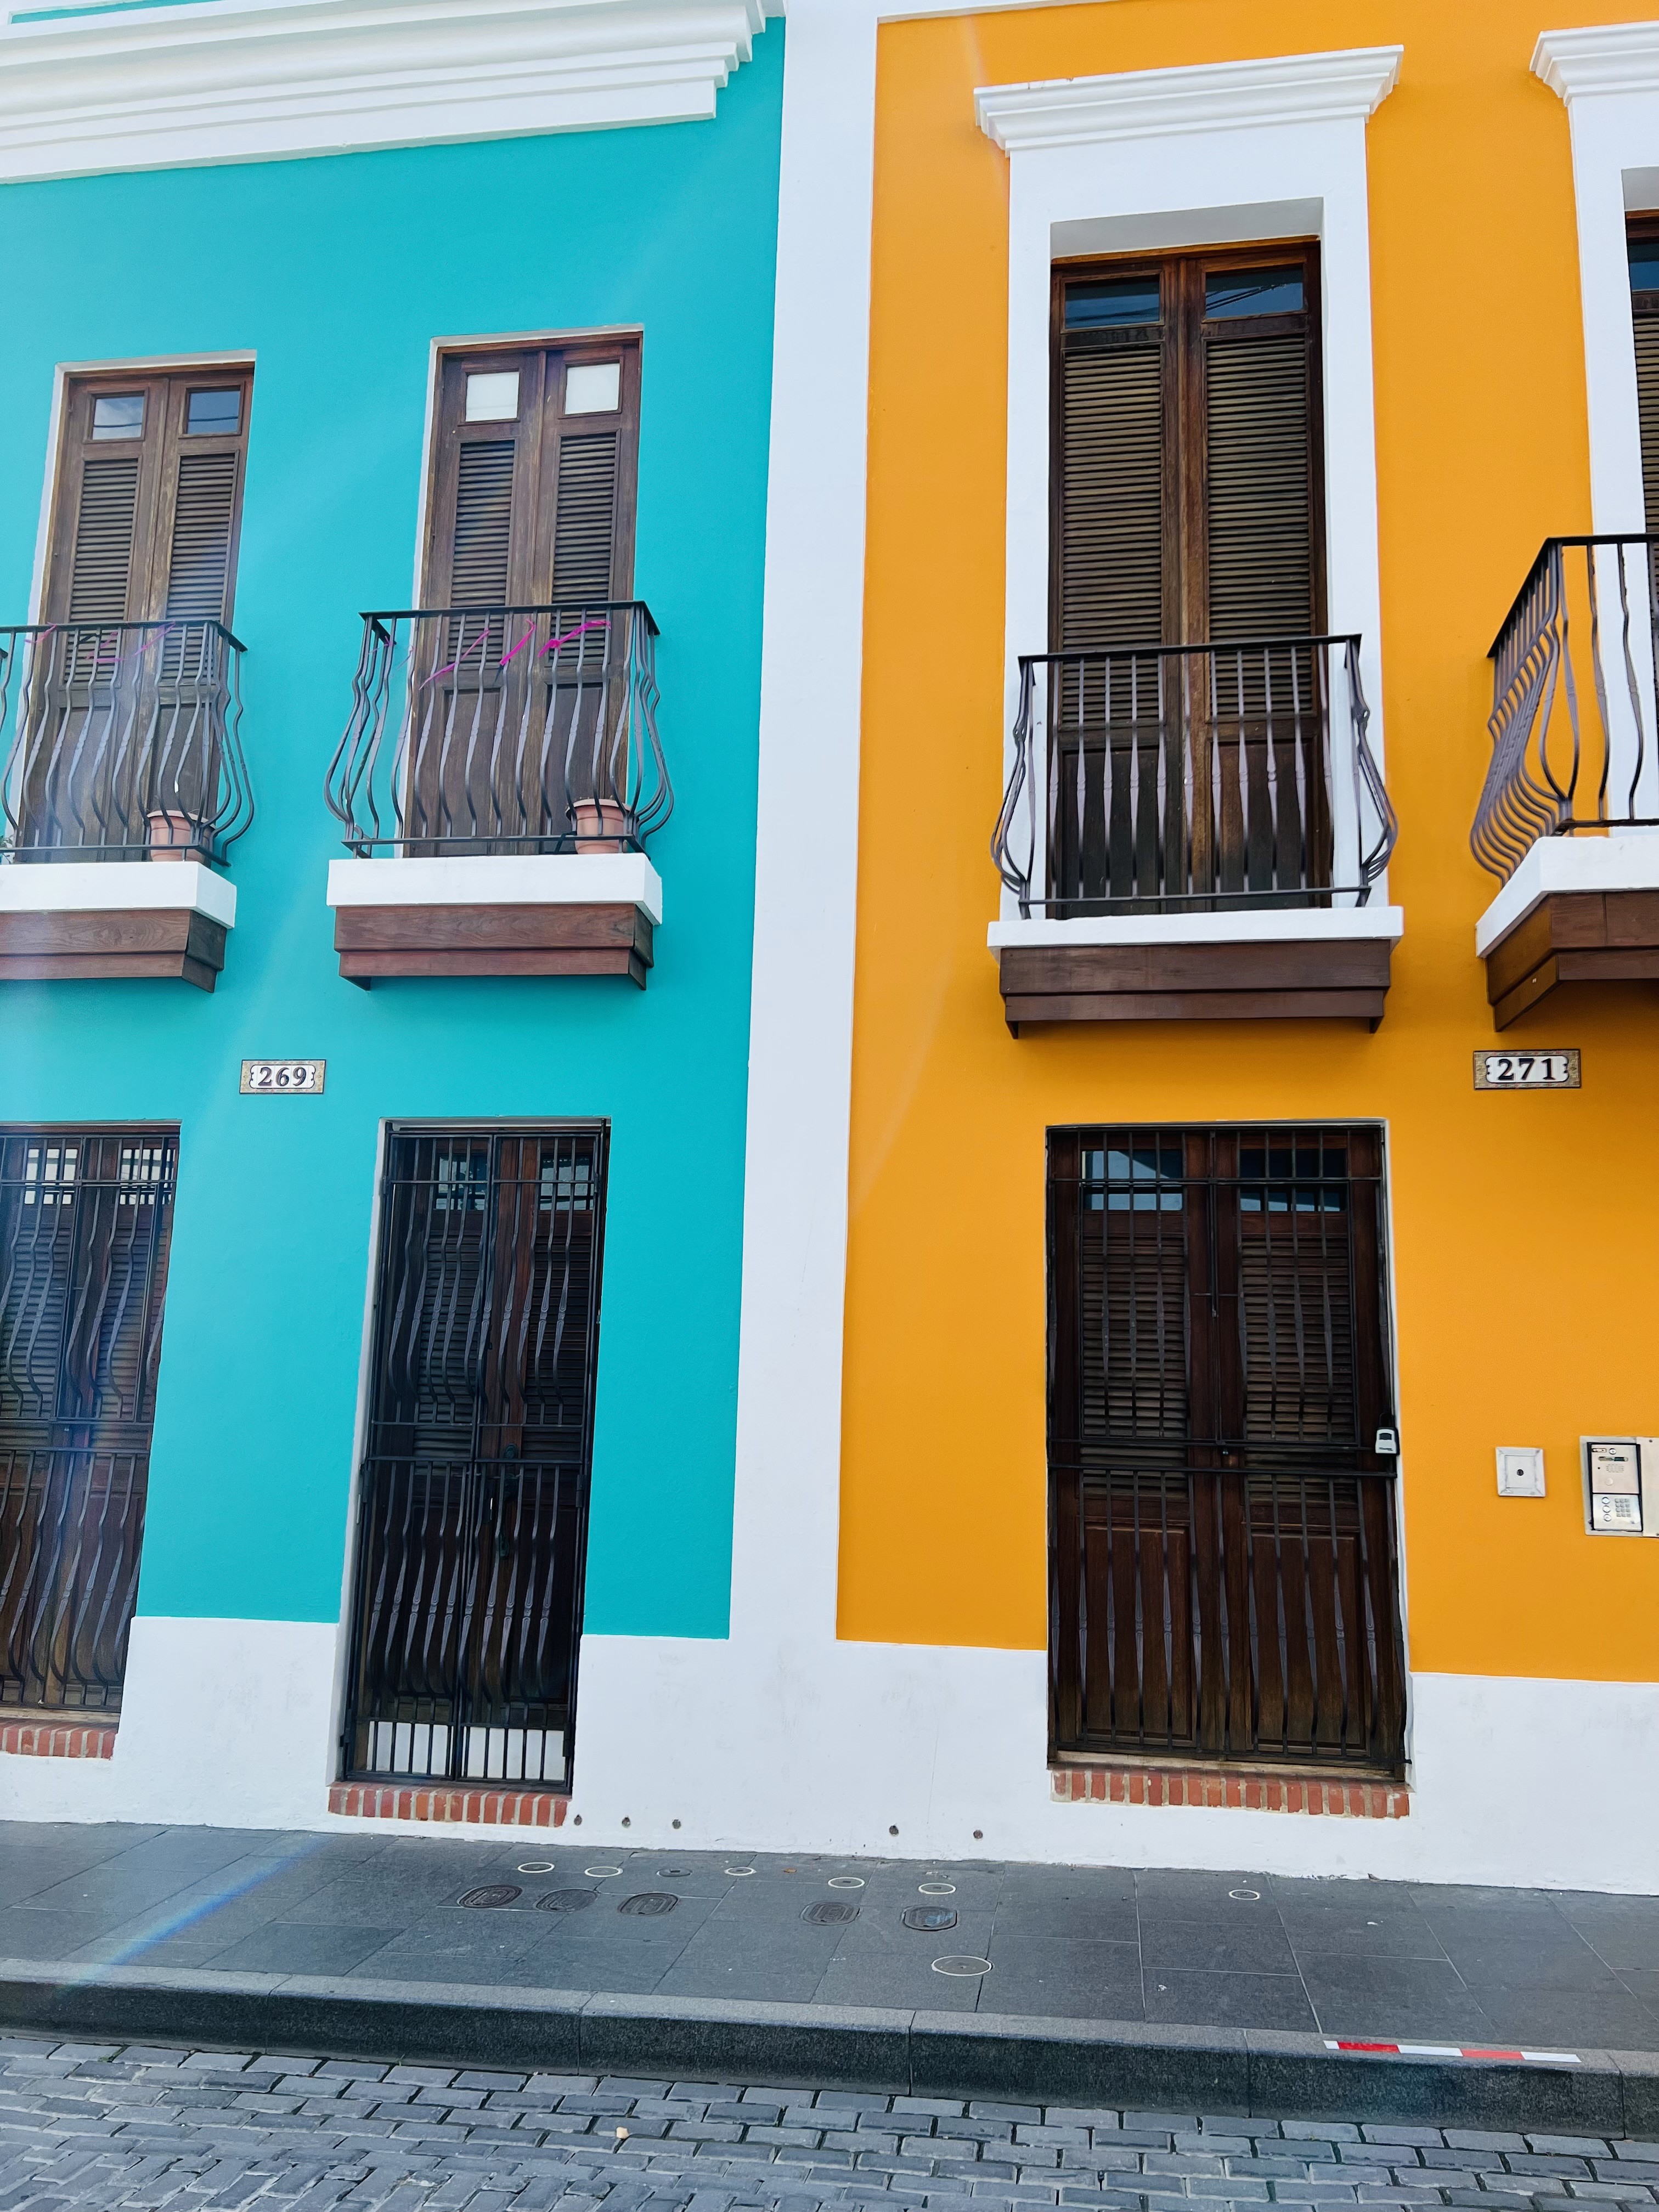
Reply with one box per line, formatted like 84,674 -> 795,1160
2,2037 -> 1658,2212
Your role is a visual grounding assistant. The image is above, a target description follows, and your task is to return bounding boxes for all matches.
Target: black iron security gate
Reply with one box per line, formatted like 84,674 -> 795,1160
341,1125 -> 607,1790
0,1127 -> 177,1712
1048,1126 -> 1406,1774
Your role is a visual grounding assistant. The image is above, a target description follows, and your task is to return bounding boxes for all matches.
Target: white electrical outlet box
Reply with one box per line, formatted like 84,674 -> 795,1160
1580,1437 -> 1659,1536
1496,1447 -> 1545,1498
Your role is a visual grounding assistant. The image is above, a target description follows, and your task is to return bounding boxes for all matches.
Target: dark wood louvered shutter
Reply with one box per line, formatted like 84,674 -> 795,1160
424,341 -> 640,608
1202,331 -> 1315,642
1053,247 -> 1323,648
1058,346 -> 1164,648
44,371 -> 250,630
452,443 -> 517,605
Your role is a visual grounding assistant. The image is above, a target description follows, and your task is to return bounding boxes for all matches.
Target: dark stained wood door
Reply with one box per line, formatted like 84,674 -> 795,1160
1048,1125 -> 1405,1774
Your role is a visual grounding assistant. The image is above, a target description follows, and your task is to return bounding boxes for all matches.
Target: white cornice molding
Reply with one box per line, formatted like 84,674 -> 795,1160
0,0 -> 768,181
975,44 -> 1403,154
1533,21 -> 1659,100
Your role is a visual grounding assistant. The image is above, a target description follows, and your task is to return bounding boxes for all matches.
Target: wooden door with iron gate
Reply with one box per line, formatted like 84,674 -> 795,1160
341,1125 -> 607,1792
0,1127 -> 177,1712
1048,1126 -> 1405,1774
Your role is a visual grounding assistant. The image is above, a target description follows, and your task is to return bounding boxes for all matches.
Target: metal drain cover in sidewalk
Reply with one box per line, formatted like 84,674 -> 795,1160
537,1888 -> 597,1913
458,1884 -> 521,1909
803,1899 -> 859,1925
618,1892 -> 678,1917
902,1904 -> 958,1931
932,1955 -> 991,1976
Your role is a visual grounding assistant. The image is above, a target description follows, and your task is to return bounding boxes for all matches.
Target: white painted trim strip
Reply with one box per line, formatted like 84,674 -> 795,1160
989,906 -> 1404,950
0,858 -> 236,925
0,0 -> 769,180
975,45 -> 1402,153
1474,830 -> 1659,957
325,852 -> 663,926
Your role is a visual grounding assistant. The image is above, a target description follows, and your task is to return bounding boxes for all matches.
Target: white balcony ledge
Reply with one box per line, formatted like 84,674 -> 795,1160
990,904 -> 1404,1031
1475,831 -> 1659,1029
325,852 -> 662,988
0,859 -> 235,990
1474,831 -> 1659,957
989,906 -> 1402,951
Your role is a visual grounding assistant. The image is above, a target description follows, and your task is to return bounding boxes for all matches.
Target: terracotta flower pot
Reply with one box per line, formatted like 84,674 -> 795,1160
571,798 -> 633,853
145,810 -> 208,864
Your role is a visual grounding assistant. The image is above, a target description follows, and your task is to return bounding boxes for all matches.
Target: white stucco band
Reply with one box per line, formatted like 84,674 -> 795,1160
1474,826 -> 1659,956
0,0 -> 771,183
16,1618 -> 1658,1895
1534,21 -> 1659,534
0,857 -> 236,926
326,852 -> 663,926
978,47 -> 1402,924
990,904 -> 1404,951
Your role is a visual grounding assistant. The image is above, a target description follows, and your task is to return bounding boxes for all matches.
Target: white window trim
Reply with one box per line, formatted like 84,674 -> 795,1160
976,45 -> 1402,938
1533,24 -> 1659,534
0,0 -> 769,182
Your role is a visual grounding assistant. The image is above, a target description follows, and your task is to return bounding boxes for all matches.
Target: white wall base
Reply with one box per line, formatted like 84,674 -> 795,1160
14,1620 -> 1655,1893
566,1639 -> 1659,1893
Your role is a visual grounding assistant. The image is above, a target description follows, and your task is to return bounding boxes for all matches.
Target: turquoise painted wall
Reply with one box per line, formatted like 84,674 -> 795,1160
0,35 -> 782,1635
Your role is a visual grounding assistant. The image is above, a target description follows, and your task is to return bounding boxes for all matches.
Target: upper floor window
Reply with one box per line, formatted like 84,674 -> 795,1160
44,367 -> 252,629
1051,244 -> 1323,650
422,340 -> 641,609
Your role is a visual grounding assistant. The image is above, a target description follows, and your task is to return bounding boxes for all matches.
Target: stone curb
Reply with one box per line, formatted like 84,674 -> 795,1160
1,1959 -> 1655,2134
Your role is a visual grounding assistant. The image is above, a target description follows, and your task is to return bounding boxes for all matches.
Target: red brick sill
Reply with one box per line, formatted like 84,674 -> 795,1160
329,1782 -> 569,1829
1,1718 -> 117,1760
1052,1763 -> 1409,1819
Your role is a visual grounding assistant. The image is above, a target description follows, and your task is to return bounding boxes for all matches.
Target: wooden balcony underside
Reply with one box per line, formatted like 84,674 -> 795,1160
334,900 -> 653,986
1483,888 -> 1659,1030
0,906 -> 225,990
997,937 -> 1392,1030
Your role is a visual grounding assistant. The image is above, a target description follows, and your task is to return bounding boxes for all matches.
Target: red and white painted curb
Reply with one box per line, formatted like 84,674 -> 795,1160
1325,2039 -> 1581,2065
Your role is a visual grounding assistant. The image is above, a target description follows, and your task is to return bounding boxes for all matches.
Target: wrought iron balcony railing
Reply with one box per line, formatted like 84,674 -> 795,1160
993,634 -> 1396,918
0,620 -> 250,866
1474,535 -> 1659,883
326,599 -> 669,857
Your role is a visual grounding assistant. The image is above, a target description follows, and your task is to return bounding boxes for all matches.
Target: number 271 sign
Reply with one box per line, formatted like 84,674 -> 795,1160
1474,1048 -> 1580,1091
240,1059 -> 325,1096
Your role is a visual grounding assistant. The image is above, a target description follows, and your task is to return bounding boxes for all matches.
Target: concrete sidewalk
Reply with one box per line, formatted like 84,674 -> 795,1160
0,1824 -> 1655,2131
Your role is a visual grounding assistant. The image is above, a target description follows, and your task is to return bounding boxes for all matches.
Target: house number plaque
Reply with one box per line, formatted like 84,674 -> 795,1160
240,1059 -> 325,1096
1473,1048 -> 1580,1090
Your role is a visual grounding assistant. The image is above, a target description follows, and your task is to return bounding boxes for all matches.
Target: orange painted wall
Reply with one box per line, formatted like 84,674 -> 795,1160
839,0 -> 1659,1682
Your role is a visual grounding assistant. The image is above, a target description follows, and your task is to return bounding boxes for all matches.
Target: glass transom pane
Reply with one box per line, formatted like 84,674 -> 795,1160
91,393 -> 144,439
185,387 -> 241,436
1065,278 -> 1160,329
564,361 -> 621,414
465,370 -> 520,422
1205,266 -> 1304,318
1631,238 -> 1659,293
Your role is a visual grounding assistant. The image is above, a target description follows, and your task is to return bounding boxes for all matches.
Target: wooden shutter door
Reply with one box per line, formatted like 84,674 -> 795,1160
535,343 -> 641,603
44,377 -> 169,629
1196,274 -> 1320,643
424,351 -> 548,611
31,371 -> 249,855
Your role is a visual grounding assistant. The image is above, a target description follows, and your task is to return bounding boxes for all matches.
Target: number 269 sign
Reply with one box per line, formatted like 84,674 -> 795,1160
240,1059 -> 325,1096
1474,1048 -> 1580,1091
